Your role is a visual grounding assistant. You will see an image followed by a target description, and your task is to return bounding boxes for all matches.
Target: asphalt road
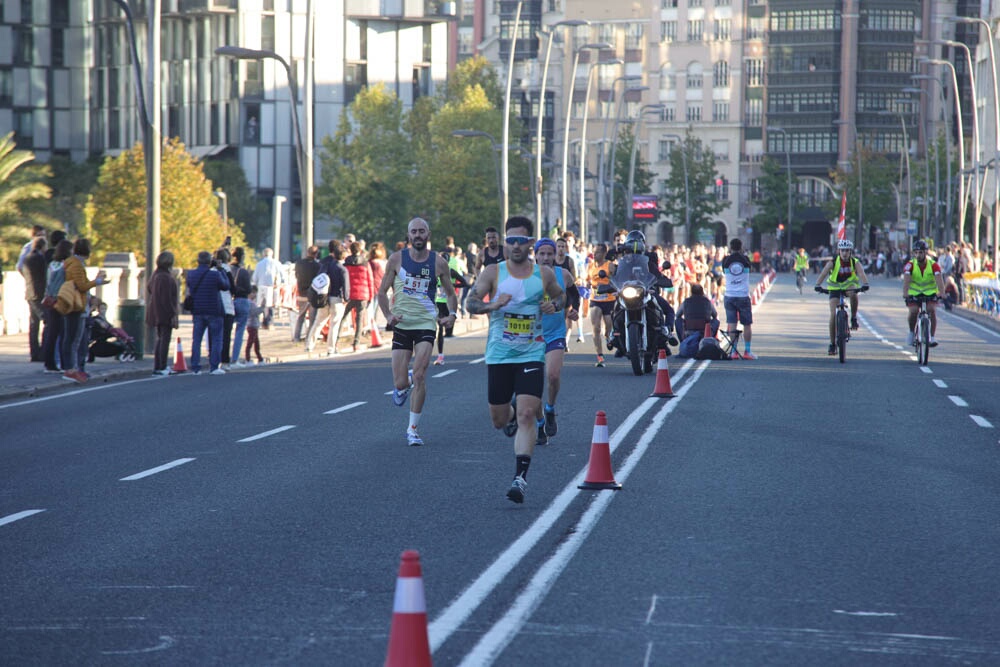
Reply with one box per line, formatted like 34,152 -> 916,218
2,275 -> 999,666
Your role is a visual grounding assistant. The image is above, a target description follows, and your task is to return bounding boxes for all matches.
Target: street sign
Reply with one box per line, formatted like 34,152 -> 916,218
906,220 -> 918,236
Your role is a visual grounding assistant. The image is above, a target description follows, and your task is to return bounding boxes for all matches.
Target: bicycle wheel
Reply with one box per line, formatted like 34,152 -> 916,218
918,315 -> 930,365
836,310 -> 848,363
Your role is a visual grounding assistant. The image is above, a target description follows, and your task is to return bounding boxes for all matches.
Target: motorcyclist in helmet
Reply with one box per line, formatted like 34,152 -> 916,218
607,229 -> 678,355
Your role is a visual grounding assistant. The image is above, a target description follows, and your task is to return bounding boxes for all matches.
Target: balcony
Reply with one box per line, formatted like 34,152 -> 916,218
345,0 -> 457,18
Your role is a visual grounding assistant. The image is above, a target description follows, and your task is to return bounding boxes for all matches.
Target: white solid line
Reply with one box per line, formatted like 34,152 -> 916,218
468,357 -> 486,364
970,415 -> 994,428
429,359 -> 696,652
324,401 -> 366,415
645,595 -> 659,625
920,366 -> 933,374
948,395 -> 968,407
0,377 -> 158,411
456,362 -> 710,666
0,509 -> 46,527
432,369 -> 457,378
237,425 -> 296,442
940,311 -> 1000,338
120,458 -> 195,481
933,379 -> 948,388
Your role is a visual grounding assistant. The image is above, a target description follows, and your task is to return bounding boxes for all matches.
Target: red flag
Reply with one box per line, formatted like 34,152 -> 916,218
836,190 -> 847,240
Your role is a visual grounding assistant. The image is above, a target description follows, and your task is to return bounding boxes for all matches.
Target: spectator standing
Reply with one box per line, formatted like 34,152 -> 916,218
251,247 -> 282,328
214,248 -> 236,369
293,245 -> 320,342
308,240 -> 350,355
368,242 -> 388,330
21,237 -> 47,362
186,251 -> 231,375
337,241 -> 376,353
42,239 -> 73,373
229,247 -> 253,367
146,251 -> 179,375
722,238 -> 756,359
62,238 -> 108,383
244,287 -> 266,364
16,225 -> 46,272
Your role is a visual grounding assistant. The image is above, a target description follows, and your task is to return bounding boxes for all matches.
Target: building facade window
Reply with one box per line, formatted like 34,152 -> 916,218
625,23 -> 643,49
714,19 -> 731,41
686,104 -> 702,121
745,98 -> 762,126
712,139 -> 729,161
745,58 -> 763,86
662,0 -> 678,7
713,61 -> 729,87
687,19 -> 704,41
14,26 -> 33,66
661,106 -> 676,122
659,68 -> 675,90
661,21 -> 677,42
712,102 -> 729,121
686,64 -> 703,89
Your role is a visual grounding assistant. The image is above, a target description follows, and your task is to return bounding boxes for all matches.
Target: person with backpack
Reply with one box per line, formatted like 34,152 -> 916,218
230,247 -> 253,367
336,241 -> 376,353
675,283 -> 719,358
293,245 -> 321,343
307,240 -> 350,355
41,239 -> 74,373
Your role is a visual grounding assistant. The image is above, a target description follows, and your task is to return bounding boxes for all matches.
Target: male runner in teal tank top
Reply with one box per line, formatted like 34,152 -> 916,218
466,216 -> 565,503
377,217 -> 458,446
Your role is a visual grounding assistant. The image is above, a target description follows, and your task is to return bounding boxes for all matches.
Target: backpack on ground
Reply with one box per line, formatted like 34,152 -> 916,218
307,272 -> 329,309
678,332 -> 702,358
695,335 -> 726,361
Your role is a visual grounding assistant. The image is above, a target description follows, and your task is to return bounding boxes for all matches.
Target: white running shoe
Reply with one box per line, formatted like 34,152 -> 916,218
392,385 -> 411,407
929,336 -> 938,347
406,429 -> 423,446
433,354 -> 444,365
506,475 -> 527,503
210,368 -> 226,375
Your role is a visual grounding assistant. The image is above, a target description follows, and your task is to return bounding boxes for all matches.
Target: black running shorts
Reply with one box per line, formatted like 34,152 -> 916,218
392,328 -> 436,351
487,361 -> 545,405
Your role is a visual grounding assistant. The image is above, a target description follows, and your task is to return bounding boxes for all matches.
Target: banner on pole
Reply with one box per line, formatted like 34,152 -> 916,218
836,191 -> 847,240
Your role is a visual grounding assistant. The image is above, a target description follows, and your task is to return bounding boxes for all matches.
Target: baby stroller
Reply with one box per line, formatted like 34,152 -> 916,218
88,313 -> 138,362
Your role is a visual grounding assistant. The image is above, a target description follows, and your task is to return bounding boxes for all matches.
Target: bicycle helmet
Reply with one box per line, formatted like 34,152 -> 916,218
837,239 -> 854,251
623,230 -> 646,254
913,240 -> 929,251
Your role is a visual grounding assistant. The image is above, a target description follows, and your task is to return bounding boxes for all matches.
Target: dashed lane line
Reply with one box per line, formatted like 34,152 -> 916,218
0,509 -> 46,527
236,425 -> 296,443
970,415 -> 994,428
933,379 -> 948,388
324,401 -> 366,415
120,458 -> 196,481
948,395 -> 969,407
432,369 -> 458,378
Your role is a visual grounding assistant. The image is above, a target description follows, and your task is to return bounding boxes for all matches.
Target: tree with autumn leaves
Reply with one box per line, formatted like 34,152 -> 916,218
87,138 -> 246,268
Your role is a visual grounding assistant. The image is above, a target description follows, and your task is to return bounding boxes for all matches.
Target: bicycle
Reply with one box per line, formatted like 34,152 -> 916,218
795,269 -> 807,294
908,294 -> 937,366
816,285 -> 868,363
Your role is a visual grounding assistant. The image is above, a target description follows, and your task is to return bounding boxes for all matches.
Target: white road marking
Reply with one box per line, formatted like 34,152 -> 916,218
0,509 -> 45,527
833,610 -> 898,617
948,395 -> 968,407
0,377 -> 157,411
324,401 -> 366,415
236,425 -> 295,442
101,636 -> 176,655
430,359 -> 697,653
920,366 -> 932,374
432,369 -> 458,378
933,379 -> 948,388
469,357 -> 486,364
970,415 -> 994,428
120,458 -> 195,481
645,594 -> 659,624
940,311 -> 1000,338
453,362 -> 709,666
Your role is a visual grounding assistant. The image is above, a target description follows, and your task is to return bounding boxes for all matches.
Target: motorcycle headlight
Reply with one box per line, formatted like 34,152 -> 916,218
622,285 -> 642,300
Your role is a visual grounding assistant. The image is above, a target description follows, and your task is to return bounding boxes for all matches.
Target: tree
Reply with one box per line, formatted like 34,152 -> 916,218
658,130 -> 729,242
441,56 -> 504,109
828,146 -> 896,249
316,83 -> 414,245
88,138 -> 246,267
752,157 -> 799,236
0,132 -> 52,263
612,123 -> 656,229
202,157 -> 269,250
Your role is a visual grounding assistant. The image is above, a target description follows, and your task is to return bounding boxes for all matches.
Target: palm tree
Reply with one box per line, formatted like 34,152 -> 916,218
0,132 -> 52,263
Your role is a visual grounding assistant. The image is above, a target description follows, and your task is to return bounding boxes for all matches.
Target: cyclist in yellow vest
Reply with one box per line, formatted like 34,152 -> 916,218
794,248 -> 809,275
902,239 -> 945,346
814,239 -> 870,356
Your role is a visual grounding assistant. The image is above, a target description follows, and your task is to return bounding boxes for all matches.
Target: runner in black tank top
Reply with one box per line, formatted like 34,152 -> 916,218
481,248 -> 504,266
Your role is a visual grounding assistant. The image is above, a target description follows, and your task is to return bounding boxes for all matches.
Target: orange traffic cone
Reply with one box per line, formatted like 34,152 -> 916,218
370,323 -> 384,349
385,550 -> 432,667
578,411 -> 622,491
171,337 -> 189,373
649,349 -> 675,398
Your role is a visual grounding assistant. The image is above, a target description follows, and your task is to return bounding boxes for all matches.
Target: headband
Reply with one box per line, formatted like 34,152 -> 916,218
533,238 -> 557,253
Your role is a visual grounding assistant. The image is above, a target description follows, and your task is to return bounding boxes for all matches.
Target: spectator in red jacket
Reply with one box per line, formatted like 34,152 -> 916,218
336,241 -> 376,352
367,242 -> 388,331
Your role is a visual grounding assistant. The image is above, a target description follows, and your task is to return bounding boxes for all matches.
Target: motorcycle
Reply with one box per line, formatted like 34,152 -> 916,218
598,253 -> 673,376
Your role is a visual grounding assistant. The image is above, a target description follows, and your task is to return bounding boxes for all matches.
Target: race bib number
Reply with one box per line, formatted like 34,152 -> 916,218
402,275 -> 431,295
503,312 -> 537,340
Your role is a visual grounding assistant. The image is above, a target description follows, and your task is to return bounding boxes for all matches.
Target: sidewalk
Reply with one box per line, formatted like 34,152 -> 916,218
0,311 -> 488,403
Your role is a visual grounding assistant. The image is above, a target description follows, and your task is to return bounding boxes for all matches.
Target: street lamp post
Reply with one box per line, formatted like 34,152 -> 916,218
502,0 -> 524,224
902,87 -> 931,237
913,74 -> 953,242
599,75 -> 640,233
579,58 -> 623,242
560,42 -> 611,233
214,189 -> 228,229
452,129 -> 504,220
216,45 -> 311,259
766,126 -> 792,250
947,17 -> 999,264
607,85 -> 649,238
272,195 -> 286,262
922,58 -> 967,244
878,109 -> 912,237
627,104 -> 665,217
664,133 -> 690,241
535,20 -> 588,237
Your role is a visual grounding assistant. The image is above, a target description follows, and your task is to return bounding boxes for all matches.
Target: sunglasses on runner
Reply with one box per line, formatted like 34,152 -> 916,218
505,235 -> 534,246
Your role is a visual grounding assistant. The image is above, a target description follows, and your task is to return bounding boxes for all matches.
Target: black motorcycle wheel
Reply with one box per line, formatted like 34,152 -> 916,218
627,322 -> 643,376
